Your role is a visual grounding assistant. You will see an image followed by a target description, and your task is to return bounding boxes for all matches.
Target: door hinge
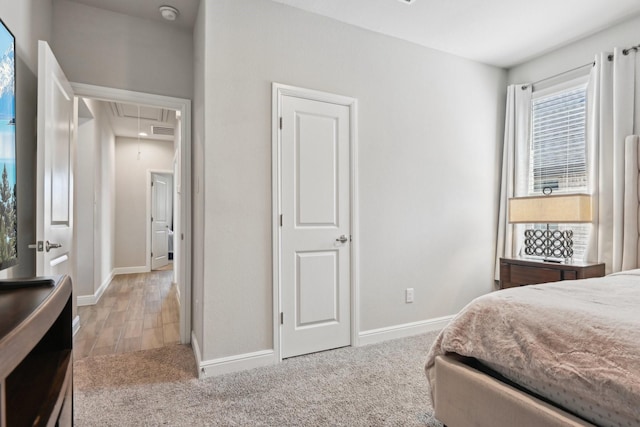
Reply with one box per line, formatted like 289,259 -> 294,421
151,216 -> 154,222
151,252 -> 153,257
350,235 -> 352,242
181,233 -> 184,241
151,181 -> 154,187
280,312 -> 284,325
280,214 -> 283,227
279,117 -> 282,130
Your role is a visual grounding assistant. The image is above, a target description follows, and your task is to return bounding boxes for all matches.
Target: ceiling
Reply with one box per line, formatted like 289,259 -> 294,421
270,0 -> 640,68
92,100 -> 177,142
68,0 -> 200,30
67,0 -> 640,68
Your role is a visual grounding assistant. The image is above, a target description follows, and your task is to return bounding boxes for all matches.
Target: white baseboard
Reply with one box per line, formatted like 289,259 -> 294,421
191,333 -> 276,379
199,350 -> 276,378
76,271 -> 114,306
191,331 -> 204,377
72,315 -> 80,336
357,315 -> 454,346
189,317 -> 451,379
113,266 -> 149,275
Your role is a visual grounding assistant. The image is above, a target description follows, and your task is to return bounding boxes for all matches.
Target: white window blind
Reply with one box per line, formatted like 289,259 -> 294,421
527,82 -> 589,260
529,85 -> 587,194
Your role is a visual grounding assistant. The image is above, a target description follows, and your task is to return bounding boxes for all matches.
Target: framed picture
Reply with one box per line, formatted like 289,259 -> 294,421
0,18 -> 17,270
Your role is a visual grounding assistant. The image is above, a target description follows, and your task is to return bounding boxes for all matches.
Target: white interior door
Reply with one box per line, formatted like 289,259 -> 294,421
280,94 -> 351,358
151,173 -> 170,270
36,41 -> 74,277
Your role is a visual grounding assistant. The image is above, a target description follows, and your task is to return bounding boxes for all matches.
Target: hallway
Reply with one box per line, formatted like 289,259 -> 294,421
73,269 -> 180,359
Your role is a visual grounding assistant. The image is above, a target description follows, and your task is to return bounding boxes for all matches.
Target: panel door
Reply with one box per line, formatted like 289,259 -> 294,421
36,41 -> 74,277
151,173 -> 170,270
281,95 -> 351,358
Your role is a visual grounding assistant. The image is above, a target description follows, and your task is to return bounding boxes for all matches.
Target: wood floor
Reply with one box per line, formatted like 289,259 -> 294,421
73,269 -> 180,359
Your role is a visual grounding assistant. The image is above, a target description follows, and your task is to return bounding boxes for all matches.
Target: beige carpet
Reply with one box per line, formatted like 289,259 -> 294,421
74,332 -> 443,426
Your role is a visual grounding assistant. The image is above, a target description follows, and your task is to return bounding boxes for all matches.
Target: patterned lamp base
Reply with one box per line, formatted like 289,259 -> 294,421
524,226 -> 573,260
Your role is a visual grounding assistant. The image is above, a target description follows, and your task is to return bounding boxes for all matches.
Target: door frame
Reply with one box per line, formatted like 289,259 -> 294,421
70,82 -> 192,345
147,170 -> 173,271
271,83 -> 360,361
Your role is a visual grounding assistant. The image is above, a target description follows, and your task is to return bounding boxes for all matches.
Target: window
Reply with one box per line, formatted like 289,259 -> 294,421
527,79 -> 589,260
529,85 -> 587,195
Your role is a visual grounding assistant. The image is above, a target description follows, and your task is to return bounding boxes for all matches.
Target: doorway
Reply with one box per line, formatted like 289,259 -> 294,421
72,83 -> 192,346
272,83 -> 359,359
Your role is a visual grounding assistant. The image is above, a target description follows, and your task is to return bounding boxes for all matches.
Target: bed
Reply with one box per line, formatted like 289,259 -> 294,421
424,271 -> 640,426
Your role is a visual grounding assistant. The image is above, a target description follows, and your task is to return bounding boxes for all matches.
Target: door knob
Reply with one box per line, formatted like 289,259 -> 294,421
45,241 -> 62,252
336,235 -> 348,243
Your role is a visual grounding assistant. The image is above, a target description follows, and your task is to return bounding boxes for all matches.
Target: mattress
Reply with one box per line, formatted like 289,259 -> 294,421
425,270 -> 640,427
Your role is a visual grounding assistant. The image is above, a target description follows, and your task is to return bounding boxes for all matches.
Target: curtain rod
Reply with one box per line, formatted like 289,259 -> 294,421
521,41 -> 640,91
521,61 -> 594,91
607,43 -> 640,61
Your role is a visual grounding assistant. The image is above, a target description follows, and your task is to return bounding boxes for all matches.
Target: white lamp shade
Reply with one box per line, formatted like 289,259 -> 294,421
509,194 -> 592,224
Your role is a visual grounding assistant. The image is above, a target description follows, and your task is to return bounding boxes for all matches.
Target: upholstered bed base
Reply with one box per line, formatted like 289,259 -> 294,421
433,355 -> 595,427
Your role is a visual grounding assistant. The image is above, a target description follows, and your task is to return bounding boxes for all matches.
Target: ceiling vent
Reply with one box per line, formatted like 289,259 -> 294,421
152,126 -> 175,136
397,0 -> 416,4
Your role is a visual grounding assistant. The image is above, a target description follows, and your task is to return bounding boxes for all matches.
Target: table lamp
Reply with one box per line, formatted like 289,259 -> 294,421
508,190 -> 592,262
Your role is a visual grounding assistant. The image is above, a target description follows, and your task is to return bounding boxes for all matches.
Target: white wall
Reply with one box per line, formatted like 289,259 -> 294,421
0,0 -> 52,74
99,114 -> 116,288
75,101 -> 96,297
114,137 -> 174,269
195,0 -> 506,361
74,98 -> 116,299
0,0 -> 53,279
191,0 -> 206,354
51,0 -> 193,99
508,14 -> 640,84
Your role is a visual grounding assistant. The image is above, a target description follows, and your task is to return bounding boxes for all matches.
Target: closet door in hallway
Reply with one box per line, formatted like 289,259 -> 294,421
73,270 -> 179,359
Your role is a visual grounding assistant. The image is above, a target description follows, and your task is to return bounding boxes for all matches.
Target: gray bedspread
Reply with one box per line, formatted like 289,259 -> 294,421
425,270 -> 640,427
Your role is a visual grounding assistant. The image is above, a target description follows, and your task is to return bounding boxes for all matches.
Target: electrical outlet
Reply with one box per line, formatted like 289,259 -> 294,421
405,288 -> 414,303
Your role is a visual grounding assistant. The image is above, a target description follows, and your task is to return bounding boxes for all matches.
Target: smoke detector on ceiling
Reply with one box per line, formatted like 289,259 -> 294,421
397,0 -> 416,4
159,5 -> 180,21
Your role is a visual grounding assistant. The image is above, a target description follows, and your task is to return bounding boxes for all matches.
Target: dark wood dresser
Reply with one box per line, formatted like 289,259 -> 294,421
0,275 -> 73,426
500,257 -> 605,290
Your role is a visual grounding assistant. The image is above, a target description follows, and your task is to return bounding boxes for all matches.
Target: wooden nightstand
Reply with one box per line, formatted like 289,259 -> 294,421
499,257 -> 605,289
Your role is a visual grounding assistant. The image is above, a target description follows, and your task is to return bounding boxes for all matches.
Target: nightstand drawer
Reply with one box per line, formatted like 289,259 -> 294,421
510,265 -> 562,286
499,257 -> 605,290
